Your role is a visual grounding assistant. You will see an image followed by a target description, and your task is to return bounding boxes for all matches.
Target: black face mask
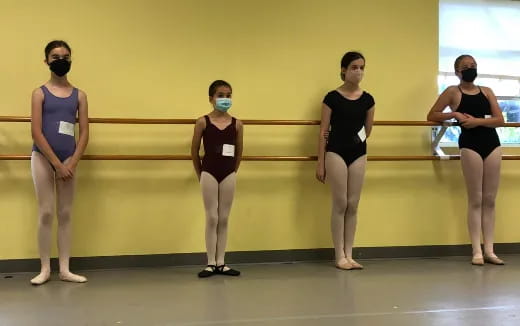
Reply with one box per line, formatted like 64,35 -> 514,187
460,67 -> 477,82
49,59 -> 71,77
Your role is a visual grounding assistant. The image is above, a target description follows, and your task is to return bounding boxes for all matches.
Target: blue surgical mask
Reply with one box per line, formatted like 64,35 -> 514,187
215,98 -> 232,112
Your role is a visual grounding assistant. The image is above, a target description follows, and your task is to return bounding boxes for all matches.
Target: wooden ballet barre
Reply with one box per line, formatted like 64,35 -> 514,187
1,155 -> 520,161
1,116 -> 519,127
0,116 -> 319,125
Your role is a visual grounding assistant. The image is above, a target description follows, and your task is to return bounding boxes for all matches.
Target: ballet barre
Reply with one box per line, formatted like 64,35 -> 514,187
1,116 -> 519,127
1,155 -> 520,161
1,116 -> 518,161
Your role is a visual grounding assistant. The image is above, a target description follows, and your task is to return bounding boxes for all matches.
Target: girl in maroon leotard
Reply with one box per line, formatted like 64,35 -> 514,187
191,80 -> 244,278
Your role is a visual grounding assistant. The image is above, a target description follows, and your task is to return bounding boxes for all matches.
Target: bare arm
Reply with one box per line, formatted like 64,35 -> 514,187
426,87 -> 462,122
479,87 -> 504,127
316,103 -> 331,183
68,90 -> 89,168
235,119 -> 243,172
31,88 -> 62,168
365,106 -> 375,137
191,117 -> 205,179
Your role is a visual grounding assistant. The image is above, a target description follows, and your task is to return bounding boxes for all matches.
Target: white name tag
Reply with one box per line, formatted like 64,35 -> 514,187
357,126 -> 367,142
485,115 -> 491,119
58,121 -> 75,136
222,144 -> 235,157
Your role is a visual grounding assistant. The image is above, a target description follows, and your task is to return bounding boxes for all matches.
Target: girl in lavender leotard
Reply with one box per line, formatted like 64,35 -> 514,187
30,40 -> 90,285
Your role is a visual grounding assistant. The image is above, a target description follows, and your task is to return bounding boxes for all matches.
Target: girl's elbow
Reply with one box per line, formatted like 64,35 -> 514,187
31,129 -> 41,141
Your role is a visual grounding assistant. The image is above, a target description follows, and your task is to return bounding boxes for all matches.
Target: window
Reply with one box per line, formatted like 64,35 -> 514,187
435,0 -> 520,147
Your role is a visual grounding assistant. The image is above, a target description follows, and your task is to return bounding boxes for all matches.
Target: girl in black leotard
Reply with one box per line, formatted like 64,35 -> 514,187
427,55 -> 505,266
316,52 -> 376,270
191,80 -> 244,278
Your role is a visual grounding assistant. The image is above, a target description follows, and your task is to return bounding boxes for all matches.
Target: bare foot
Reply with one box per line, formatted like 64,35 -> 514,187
59,271 -> 87,283
30,270 -> 51,285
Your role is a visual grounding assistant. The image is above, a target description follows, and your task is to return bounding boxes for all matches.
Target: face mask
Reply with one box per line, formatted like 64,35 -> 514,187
345,70 -> 364,82
49,59 -> 71,77
460,68 -> 477,82
215,98 -> 232,112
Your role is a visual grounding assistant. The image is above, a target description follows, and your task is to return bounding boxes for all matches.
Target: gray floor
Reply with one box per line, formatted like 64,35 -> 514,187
1,256 -> 520,326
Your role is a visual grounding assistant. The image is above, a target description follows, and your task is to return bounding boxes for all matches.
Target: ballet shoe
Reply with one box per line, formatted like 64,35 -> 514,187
348,259 -> 364,270
59,272 -> 88,283
484,255 -> 505,265
30,271 -> 51,286
335,260 -> 354,270
471,257 -> 484,266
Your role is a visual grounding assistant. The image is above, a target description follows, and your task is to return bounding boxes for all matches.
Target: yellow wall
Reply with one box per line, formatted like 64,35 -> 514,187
1,0 -> 517,260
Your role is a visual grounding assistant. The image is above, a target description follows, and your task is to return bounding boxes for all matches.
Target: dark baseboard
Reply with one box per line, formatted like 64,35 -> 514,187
1,243 -> 519,273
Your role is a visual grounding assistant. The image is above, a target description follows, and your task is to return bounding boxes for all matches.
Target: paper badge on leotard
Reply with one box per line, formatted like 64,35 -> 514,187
58,121 -> 75,137
357,126 -> 367,142
222,144 -> 235,157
